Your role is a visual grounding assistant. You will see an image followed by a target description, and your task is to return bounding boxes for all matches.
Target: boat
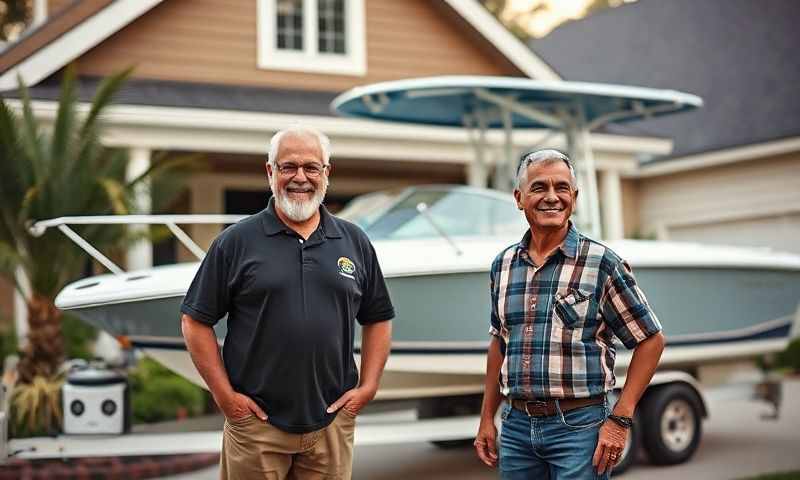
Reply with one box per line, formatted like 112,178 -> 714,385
50,184 -> 800,401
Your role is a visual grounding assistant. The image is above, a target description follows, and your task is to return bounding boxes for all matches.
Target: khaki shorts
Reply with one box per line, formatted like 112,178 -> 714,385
220,409 -> 356,480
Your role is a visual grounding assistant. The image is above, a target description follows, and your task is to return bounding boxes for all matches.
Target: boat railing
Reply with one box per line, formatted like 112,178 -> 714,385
29,215 -> 247,276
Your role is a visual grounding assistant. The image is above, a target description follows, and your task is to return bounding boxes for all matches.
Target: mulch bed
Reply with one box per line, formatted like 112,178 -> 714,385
0,453 -> 219,479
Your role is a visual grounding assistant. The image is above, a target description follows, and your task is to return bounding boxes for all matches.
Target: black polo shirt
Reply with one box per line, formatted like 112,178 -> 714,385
180,199 -> 395,433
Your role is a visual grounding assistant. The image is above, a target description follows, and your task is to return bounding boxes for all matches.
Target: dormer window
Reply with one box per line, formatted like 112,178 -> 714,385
258,0 -> 366,76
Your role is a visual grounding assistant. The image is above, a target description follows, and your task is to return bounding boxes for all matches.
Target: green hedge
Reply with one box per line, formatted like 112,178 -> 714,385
129,357 -> 207,423
776,337 -> 800,373
0,311 -> 98,366
61,313 -> 98,360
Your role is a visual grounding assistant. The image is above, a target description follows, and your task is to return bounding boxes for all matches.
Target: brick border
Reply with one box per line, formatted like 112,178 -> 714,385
0,453 -> 219,479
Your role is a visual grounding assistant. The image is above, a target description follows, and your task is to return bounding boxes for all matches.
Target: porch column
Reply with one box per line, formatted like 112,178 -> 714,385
13,267 -> 31,347
126,147 -> 153,270
600,169 -> 624,241
466,162 -> 489,188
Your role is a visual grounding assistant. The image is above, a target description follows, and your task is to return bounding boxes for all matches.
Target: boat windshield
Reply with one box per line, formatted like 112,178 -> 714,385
338,188 -> 527,240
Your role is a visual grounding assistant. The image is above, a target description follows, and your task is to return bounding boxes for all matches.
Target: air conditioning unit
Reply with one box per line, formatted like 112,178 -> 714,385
62,367 -> 130,435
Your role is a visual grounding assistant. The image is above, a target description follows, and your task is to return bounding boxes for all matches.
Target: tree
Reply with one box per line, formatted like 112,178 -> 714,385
0,67 -> 186,382
1,0 -> 30,41
478,0 -> 629,39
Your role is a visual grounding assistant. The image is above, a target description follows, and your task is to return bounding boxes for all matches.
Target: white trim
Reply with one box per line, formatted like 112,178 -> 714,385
256,0 -> 366,76
632,136 -> 800,178
8,100 -> 672,160
442,0 -> 560,80
0,0 -> 164,92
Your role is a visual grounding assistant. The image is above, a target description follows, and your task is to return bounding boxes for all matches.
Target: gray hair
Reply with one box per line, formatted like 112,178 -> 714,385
516,149 -> 577,189
268,125 -> 332,166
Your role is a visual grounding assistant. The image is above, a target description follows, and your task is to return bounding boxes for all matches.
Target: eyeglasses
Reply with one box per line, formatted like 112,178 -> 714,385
274,162 -> 329,178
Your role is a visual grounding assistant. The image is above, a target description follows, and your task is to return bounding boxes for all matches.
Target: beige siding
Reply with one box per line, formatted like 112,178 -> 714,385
73,0 -> 516,91
621,179 -> 641,238
635,152 -> 800,247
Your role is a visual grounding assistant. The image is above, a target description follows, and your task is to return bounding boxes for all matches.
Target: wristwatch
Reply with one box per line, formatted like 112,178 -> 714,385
607,414 -> 634,429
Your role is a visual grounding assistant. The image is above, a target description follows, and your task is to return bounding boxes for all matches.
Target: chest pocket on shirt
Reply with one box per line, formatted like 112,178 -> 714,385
553,289 -> 594,329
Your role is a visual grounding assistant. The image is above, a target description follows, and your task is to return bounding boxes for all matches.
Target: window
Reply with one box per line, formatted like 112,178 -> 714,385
317,0 -> 346,54
276,0 -> 304,51
258,0 -> 366,76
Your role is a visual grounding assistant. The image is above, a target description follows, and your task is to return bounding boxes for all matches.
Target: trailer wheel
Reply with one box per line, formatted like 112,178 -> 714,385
418,395 -> 482,448
640,383 -> 702,465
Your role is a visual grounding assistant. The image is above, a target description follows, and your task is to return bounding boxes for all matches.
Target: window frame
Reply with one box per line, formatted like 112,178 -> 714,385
257,0 -> 367,76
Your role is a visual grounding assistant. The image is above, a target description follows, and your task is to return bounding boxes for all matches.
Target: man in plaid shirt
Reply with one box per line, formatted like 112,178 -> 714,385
474,150 -> 665,479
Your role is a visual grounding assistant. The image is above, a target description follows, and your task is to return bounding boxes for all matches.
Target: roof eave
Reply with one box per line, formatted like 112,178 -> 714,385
0,0 -> 164,92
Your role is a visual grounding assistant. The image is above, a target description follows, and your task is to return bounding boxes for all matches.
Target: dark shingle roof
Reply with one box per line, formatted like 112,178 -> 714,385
4,75 -> 337,116
528,0 -> 800,159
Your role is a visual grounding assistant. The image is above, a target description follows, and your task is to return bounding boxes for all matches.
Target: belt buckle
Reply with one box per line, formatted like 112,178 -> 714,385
524,400 -> 549,416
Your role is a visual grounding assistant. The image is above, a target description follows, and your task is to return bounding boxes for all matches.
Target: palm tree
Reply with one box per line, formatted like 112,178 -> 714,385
0,66 -> 183,382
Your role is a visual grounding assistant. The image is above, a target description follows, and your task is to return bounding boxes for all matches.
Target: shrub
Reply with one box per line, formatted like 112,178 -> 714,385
0,322 -> 17,372
61,313 -> 98,361
9,374 -> 63,438
129,357 -> 206,423
776,337 -> 800,373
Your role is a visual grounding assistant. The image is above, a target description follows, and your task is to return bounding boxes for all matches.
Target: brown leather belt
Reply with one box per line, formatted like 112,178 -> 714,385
510,396 -> 605,417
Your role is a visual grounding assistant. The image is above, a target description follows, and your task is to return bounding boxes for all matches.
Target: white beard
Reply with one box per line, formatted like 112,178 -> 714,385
270,174 -> 328,222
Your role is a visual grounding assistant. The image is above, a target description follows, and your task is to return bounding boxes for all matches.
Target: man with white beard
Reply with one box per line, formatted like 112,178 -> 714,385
180,126 -> 395,479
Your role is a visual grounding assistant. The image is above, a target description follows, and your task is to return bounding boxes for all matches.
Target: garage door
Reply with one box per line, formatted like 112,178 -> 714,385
667,213 -> 800,254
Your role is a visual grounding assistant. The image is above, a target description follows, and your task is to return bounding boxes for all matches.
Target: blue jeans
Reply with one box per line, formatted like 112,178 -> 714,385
498,401 -> 610,480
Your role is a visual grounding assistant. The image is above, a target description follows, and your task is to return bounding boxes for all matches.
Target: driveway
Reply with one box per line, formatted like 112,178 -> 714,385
162,378 -> 800,479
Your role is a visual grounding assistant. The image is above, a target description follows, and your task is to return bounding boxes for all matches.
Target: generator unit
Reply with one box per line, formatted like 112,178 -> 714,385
62,367 -> 130,435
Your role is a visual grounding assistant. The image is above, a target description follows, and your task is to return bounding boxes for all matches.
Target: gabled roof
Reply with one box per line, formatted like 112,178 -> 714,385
528,0 -> 800,159
0,0 -> 559,92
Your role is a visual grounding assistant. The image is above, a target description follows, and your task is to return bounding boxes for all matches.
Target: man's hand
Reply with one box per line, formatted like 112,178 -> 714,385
219,391 -> 267,422
592,419 -> 628,474
475,337 -> 503,468
327,385 -> 377,415
474,418 -> 499,467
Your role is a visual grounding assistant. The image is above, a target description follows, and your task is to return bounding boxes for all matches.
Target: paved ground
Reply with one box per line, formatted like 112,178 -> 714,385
161,378 -> 800,479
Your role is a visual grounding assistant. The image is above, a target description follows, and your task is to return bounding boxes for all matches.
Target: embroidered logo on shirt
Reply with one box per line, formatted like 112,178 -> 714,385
337,257 -> 356,280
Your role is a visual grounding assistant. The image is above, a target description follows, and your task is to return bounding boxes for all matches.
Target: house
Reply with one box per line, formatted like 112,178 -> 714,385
528,0 -> 800,253
0,0 -> 674,338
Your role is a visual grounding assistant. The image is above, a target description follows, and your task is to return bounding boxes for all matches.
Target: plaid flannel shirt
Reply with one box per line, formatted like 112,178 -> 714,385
489,223 -> 662,399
